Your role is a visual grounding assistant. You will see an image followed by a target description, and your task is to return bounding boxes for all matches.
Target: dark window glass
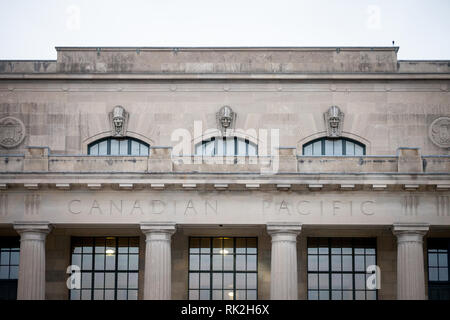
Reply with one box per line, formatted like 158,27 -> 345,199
189,237 -> 258,300
0,237 -> 20,300
88,138 -> 149,156
427,238 -> 450,300
195,137 -> 258,156
303,138 -> 365,156
307,238 -> 377,300
70,237 -> 139,300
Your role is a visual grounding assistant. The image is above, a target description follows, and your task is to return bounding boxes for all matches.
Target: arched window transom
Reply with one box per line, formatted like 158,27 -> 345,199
303,137 -> 365,156
88,137 -> 149,156
195,137 -> 257,156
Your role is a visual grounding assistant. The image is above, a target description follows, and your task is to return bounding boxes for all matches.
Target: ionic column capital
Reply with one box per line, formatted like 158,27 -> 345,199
14,221 -> 52,240
140,222 -> 176,240
267,222 -> 302,242
392,223 -> 429,243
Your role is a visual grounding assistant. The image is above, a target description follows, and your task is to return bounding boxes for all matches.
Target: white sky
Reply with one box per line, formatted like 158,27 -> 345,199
0,0 -> 449,60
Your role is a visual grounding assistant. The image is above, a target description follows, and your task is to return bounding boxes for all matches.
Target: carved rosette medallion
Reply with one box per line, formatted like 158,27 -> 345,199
429,116 -> 450,148
0,116 -> 26,148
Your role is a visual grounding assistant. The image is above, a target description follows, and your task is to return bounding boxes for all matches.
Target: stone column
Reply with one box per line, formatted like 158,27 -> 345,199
392,223 -> 429,300
13,222 -> 52,300
140,222 -> 176,300
267,223 -> 302,300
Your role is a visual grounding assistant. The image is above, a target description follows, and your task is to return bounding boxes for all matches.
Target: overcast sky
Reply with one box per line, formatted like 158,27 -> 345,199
0,0 -> 449,60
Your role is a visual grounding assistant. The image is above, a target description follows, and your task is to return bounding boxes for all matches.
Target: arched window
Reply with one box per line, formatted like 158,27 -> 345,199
195,137 -> 257,156
303,137 -> 365,156
88,137 -> 149,156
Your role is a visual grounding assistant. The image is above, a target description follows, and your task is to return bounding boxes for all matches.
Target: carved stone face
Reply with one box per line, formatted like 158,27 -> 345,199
329,116 -> 340,128
111,106 -> 127,136
220,116 -> 232,128
217,106 -> 234,131
113,117 -> 123,133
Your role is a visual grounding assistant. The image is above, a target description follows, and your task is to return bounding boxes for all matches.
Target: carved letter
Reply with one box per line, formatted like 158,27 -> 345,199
89,200 -> 103,215
129,200 -> 144,215
205,200 -> 217,215
296,200 -> 311,215
278,200 -> 291,215
151,200 -> 166,215
361,200 -> 375,216
184,200 -> 198,215
68,199 -> 81,214
110,200 -> 123,215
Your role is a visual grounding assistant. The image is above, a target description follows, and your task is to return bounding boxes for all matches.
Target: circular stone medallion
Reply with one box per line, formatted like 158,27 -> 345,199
429,116 -> 450,148
0,116 -> 26,148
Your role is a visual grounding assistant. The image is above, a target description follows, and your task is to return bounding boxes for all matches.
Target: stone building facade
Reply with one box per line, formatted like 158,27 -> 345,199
0,47 -> 449,300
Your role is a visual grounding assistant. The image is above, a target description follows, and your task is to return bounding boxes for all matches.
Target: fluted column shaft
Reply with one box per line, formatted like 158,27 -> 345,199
14,222 -> 51,300
393,223 -> 429,300
267,223 -> 302,300
140,222 -> 176,300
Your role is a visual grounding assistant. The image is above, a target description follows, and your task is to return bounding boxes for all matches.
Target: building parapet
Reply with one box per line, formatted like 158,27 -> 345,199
0,47 -> 447,76
0,147 -> 449,174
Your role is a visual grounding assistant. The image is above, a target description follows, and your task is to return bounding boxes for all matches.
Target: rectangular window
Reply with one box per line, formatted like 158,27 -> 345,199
307,237 -> 377,300
70,237 -> 139,300
188,237 -> 258,300
427,238 -> 450,300
0,237 -> 20,300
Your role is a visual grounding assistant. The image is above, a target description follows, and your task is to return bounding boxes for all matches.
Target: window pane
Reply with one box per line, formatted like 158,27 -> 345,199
204,140 -> 215,156
334,139 -> 343,155
247,255 -> 257,271
308,255 -> 318,271
140,144 -> 149,156
355,144 -> 364,155
119,139 -> 128,155
319,274 -> 329,290
439,254 -> 448,267
212,273 -> 222,289
236,255 -> 246,271
312,140 -> 322,155
304,143 -> 312,156
439,268 -> 448,281
247,142 -> 257,156
216,138 -> 224,156
189,273 -> 199,289
332,274 -> 341,289
325,139 -> 334,155
236,273 -> 245,289
247,273 -> 257,289
89,144 -> 98,155
345,141 -> 355,155
225,137 -> 235,156
200,273 -> 210,289
190,255 -> 199,270
131,140 -> 140,155
110,139 -> 119,155
308,273 -> 318,289
98,140 -> 108,155
237,139 -> 247,156
128,272 -> 139,289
